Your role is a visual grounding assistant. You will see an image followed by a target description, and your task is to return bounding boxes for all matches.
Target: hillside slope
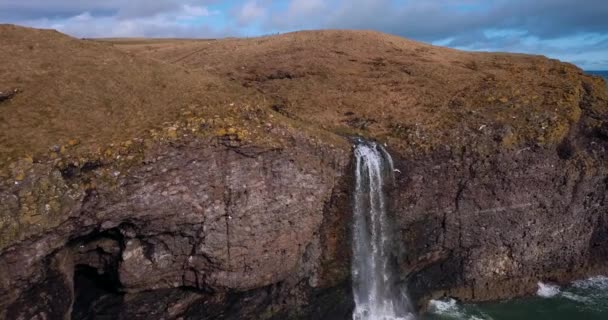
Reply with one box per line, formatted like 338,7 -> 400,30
0,25 -> 259,166
111,30 -> 608,153
2,26 -> 607,163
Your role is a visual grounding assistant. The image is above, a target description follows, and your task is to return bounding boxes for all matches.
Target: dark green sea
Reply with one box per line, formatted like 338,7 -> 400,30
424,276 -> 608,320
587,70 -> 608,82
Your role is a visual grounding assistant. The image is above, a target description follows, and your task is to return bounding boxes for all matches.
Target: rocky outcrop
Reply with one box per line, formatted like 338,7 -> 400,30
395,76 -> 608,305
0,89 -> 18,103
396,140 -> 608,304
1,25 -> 608,319
0,136 -> 353,319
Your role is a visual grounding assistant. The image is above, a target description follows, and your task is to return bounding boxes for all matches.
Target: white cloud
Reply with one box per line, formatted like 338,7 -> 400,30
266,0 -> 327,29
236,0 -> 267,26
22,5 -> 224,38
289,0 -> 325,14
182,4 -> 220,18
3,0 -> 608,68
72,12 -> 93,22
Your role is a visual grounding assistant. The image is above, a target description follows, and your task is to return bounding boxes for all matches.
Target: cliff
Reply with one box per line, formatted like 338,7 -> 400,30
1,25 -> 607,319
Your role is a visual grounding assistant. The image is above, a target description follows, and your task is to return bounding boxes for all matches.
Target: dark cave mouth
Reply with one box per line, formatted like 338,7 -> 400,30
70,229 -> 126,320
72,265 -> 124,319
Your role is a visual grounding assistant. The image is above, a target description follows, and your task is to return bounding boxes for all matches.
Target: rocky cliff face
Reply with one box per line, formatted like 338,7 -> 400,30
1,25 -> 608,319
395,76 -> 608,305
396,141 -> 608,304
1,136 -> 354,319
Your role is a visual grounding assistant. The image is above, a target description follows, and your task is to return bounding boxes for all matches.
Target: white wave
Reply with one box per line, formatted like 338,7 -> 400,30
428,298 -> 465,318
429,298 -> 460,313
428,298 -> 493,320
537,282 -> 560,298
560,291 -> 591,303
352,305 -> 415,320
572,275 -> 608,290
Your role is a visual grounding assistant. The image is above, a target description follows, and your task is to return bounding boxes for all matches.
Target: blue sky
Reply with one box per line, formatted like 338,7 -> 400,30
1,0 -> 607,69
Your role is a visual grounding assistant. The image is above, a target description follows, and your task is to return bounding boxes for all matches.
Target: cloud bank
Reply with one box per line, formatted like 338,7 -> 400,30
1,0 -> 607,69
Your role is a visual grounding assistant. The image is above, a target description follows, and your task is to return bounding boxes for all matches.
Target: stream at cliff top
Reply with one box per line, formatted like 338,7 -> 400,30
352,141 -> 415,320
424,276 -> 608,320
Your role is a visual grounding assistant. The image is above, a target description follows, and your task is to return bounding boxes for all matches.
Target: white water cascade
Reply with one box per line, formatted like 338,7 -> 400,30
352,141 -> 415,320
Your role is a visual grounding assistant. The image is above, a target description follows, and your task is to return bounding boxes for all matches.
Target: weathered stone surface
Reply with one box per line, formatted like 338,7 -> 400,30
0,138 -> 351,319
395,145 -> 608,305
394,78 -> 608,305
5,250 -> 74,320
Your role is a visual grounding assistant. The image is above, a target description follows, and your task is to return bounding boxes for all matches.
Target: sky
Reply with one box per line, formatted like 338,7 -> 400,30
1,0 -> 607,70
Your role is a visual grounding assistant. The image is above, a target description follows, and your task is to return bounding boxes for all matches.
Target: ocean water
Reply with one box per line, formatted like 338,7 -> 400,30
586,70 -> 608,81
424,276 -> 608,320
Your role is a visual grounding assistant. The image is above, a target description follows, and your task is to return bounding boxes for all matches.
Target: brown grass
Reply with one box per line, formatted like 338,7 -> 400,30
109,30 -> 605,152
0,25 -> 254,164
1,25 -> 606,166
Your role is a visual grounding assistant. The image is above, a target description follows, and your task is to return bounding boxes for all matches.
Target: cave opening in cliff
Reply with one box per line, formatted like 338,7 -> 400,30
69,229 -> 125,320
71,264 -> 124,320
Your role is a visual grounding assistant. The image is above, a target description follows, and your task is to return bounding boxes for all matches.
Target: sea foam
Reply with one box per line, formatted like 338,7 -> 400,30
572,276 -> 608,290
536,282 -> 560,298
427,298 -> 493,320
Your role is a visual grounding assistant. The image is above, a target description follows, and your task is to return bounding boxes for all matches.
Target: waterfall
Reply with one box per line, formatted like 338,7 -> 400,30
352,141 -> 415,320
